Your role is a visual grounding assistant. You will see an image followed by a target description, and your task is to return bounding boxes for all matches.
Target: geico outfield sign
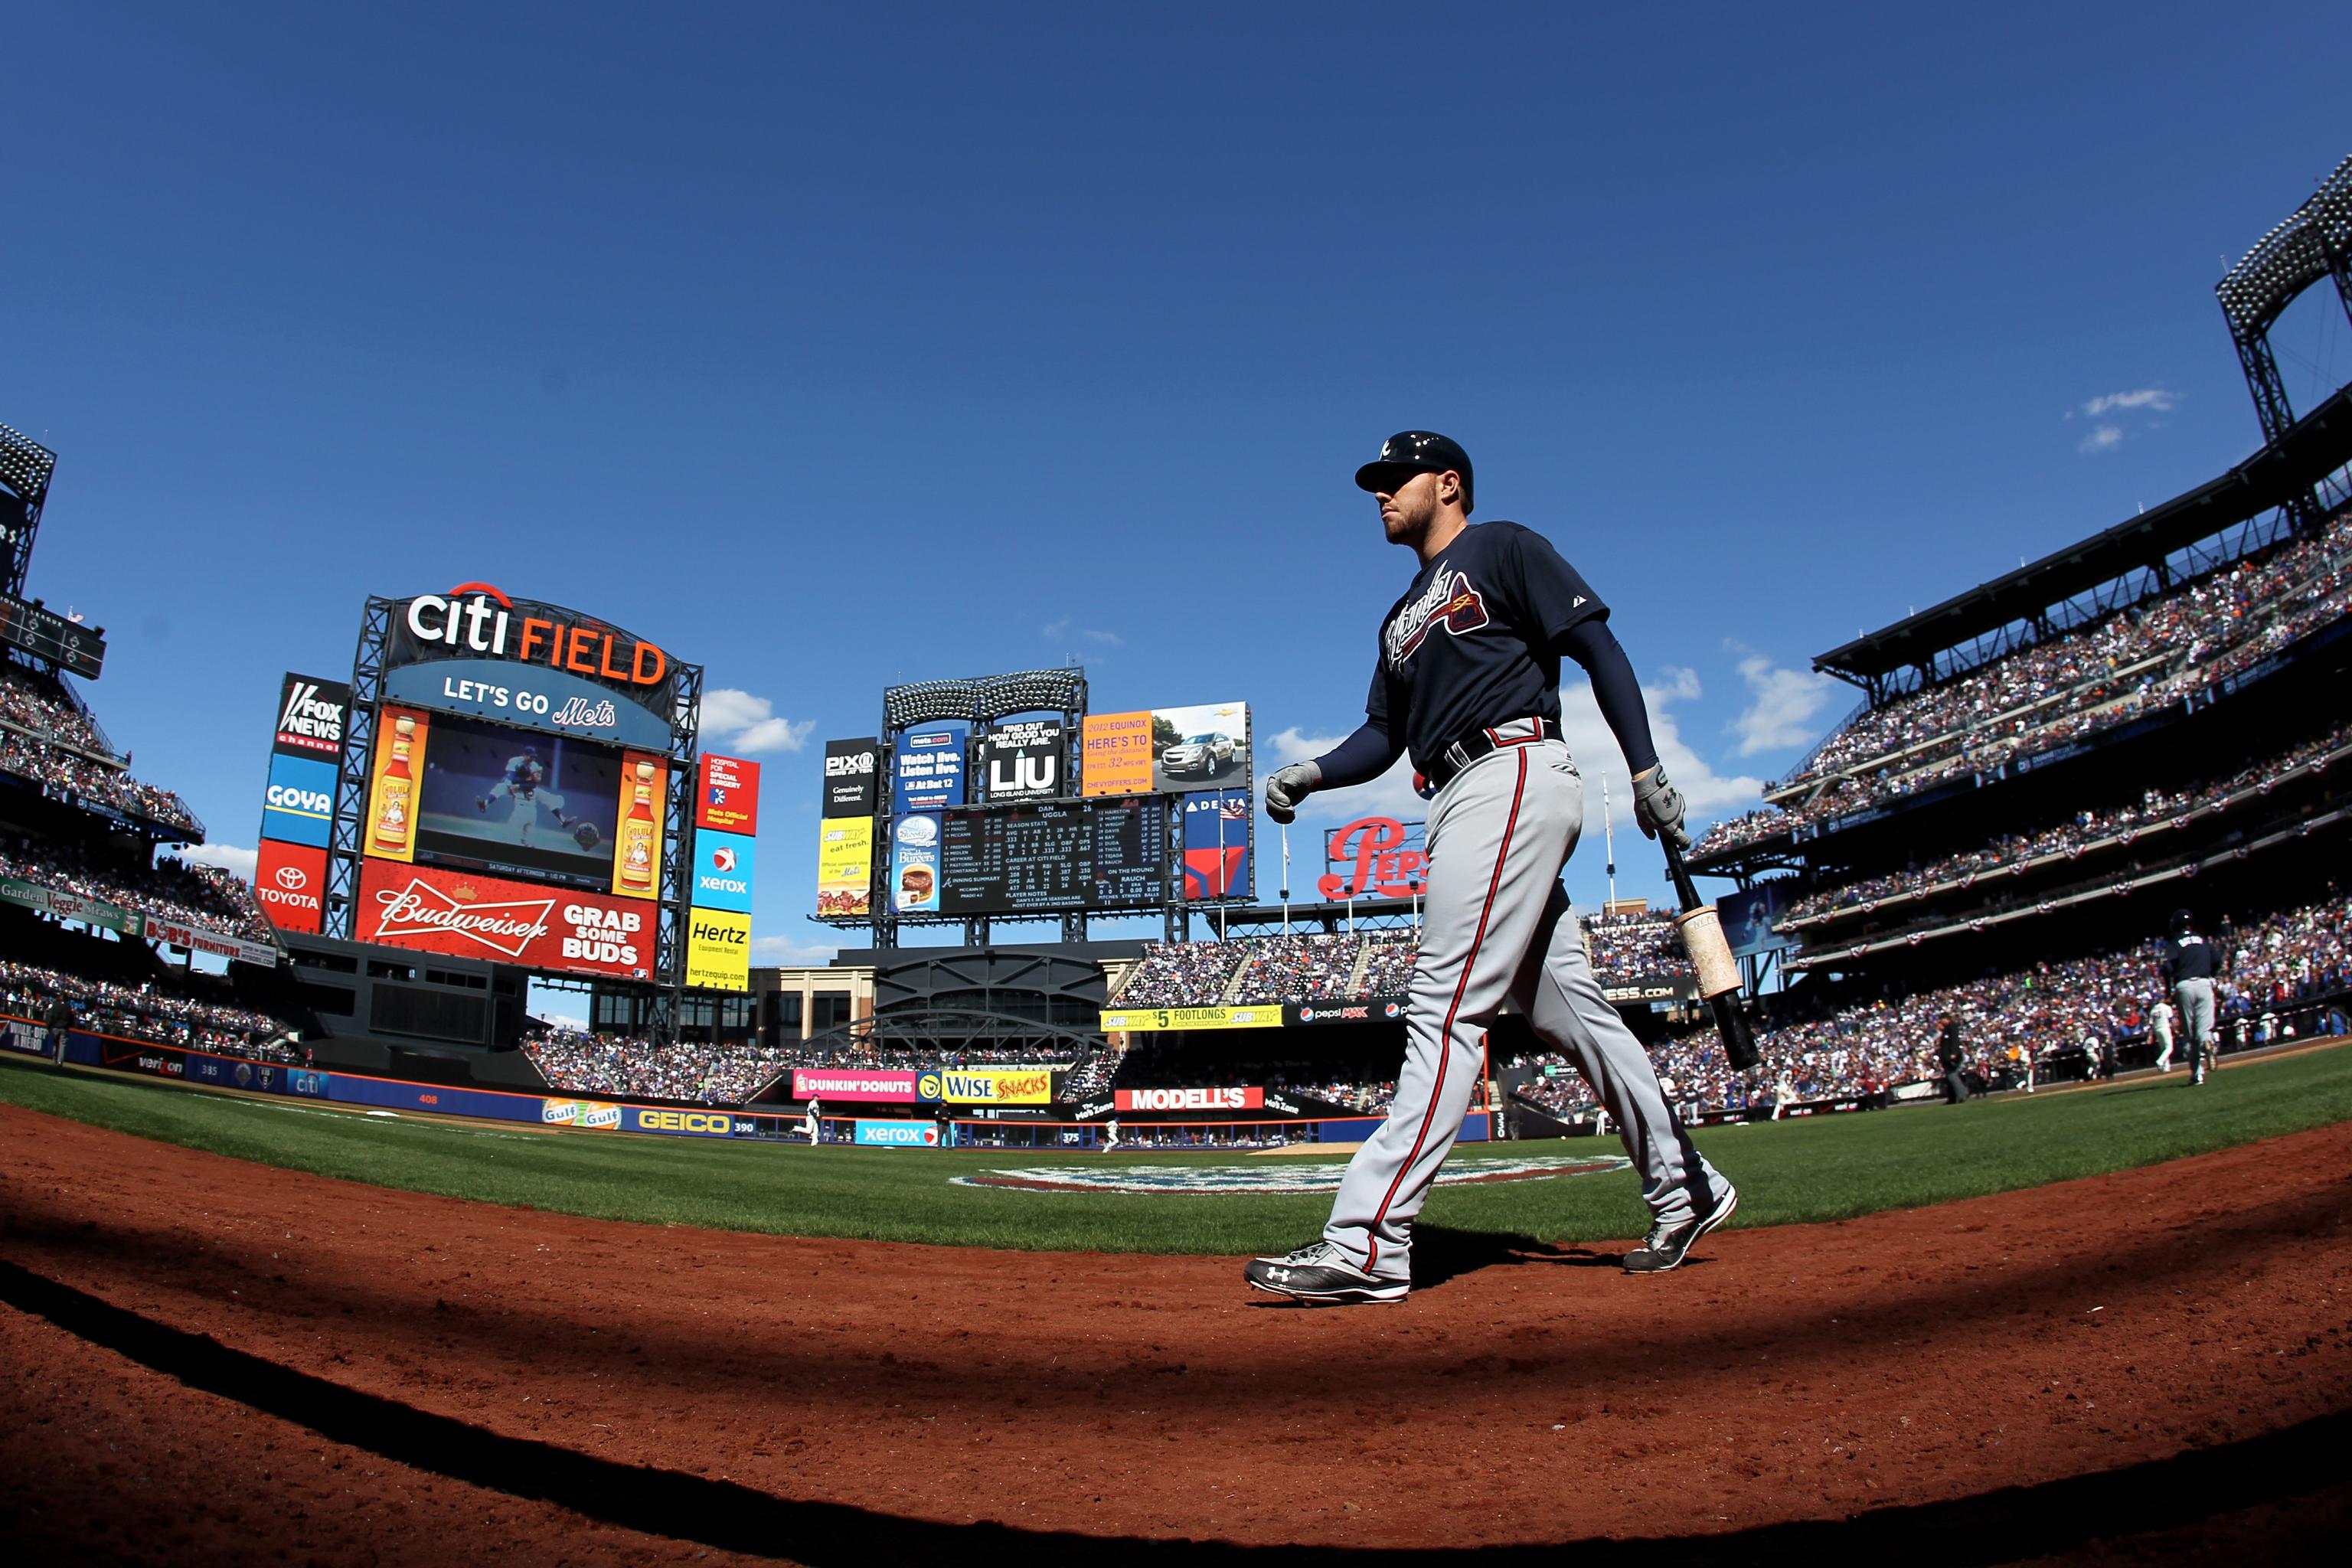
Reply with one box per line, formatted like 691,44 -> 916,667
1099,1005 -> 1282,1033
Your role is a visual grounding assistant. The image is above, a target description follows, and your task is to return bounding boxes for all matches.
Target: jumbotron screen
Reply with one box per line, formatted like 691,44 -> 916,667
413,710 -> 626,887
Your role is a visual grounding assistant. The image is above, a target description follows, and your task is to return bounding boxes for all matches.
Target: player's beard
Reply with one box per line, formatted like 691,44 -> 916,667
1381,485 -> 1437,549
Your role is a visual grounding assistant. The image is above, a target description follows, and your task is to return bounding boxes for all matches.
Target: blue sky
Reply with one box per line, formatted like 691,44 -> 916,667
6,3 -> 2348,971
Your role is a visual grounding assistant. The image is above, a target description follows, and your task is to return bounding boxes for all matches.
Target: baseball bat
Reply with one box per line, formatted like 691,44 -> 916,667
1660,836 -> 1761,1070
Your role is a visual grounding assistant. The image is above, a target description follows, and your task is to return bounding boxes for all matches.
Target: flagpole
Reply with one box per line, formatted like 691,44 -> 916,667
1217,790 -> 1228,942
1602,769 -> 1618,909
1280,822 -> 1290,935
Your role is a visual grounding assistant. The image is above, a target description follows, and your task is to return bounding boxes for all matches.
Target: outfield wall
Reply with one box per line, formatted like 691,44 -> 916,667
7,1011 -> 1485,1146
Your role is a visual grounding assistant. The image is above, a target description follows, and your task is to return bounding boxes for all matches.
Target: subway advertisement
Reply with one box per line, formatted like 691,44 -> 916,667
354,860 -> 654,979
815,818 -> 873,917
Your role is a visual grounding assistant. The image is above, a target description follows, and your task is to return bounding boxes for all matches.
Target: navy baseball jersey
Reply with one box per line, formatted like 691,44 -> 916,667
2164,933 -> 2220,982
1365,521 -> 1608,772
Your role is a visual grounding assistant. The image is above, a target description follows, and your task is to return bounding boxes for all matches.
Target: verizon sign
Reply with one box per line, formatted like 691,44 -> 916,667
356,862 -> 651,979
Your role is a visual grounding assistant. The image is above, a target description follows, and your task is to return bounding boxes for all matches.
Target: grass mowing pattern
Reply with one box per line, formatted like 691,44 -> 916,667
2,1044 -> 2349,1256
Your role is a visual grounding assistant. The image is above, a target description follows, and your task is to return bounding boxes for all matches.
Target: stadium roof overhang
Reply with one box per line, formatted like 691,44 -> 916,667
1813,381 -> 2352,685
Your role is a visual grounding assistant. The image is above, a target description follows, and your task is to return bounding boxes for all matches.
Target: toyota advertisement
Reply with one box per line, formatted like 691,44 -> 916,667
354,861 -> 654,980
254,839 -> 328,935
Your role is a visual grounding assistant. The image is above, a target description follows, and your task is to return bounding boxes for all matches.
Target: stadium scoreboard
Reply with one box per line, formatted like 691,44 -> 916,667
0,592 -> 104,678
936,796 -> 1166,915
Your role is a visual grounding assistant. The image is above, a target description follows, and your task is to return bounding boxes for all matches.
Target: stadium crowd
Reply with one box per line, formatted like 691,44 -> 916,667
1580,908 -> 1687,985
0,837 -> 274,943
1,665 -> 201,835
0,957 -> 299,1060
1516,893 -> 2350,1122
1784,720 -> 2352,923
521,1027 -> 803,1104
1229,933 -> 1360,1003
1696,511 -> 2352,862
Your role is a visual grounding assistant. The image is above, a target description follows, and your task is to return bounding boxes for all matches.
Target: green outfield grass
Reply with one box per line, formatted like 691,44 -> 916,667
3,1044 -> 2349,1256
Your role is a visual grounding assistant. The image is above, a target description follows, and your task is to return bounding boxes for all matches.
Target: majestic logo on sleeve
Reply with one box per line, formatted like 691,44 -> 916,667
1384,566 -> 1491,668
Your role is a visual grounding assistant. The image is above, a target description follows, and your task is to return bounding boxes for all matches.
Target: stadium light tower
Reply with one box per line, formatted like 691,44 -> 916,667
2216,152 -> 2352,527
0,420 -> 59,601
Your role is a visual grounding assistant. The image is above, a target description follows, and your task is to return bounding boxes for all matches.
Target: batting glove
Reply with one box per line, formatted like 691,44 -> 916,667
1632,766 -> 1690,851
1264,760 -> 1321,825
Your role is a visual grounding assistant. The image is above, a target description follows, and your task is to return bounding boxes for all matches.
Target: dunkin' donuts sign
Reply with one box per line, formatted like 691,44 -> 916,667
355,861 -> 652,979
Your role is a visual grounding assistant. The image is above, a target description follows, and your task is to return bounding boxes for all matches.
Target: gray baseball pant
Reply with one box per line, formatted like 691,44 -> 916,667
1320,732 -> 1726,1282
2176,978 -> 2216,1070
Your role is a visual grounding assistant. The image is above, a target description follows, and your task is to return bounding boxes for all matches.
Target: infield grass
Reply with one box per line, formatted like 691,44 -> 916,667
2,1044 -> 2349,1256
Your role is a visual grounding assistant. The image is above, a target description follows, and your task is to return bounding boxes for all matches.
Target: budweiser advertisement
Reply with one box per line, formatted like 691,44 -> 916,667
355,861 -> 653,980
254,839 -> 328,935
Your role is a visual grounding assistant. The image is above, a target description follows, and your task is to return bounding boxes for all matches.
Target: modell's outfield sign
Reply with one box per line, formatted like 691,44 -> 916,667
1115,1086 -> 1264,1112
354,861 -> 652,980
399,583 -> 668,685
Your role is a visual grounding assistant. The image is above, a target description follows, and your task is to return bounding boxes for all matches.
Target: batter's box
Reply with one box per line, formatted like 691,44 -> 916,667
951,1154 -> 1630,1195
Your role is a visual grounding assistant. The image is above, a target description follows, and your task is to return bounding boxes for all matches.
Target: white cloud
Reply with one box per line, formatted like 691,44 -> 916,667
1078,628 -> 1124,646
752,935 -> 839,968
2079,424 -> 2125,454
698,688 -> 815,754
1730,655 -> 1838,756
2082,387 -> 2177,417
175,842 -> 258,882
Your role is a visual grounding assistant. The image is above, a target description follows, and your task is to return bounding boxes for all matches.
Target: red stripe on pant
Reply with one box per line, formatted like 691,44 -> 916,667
1365,749 -> 1527,1275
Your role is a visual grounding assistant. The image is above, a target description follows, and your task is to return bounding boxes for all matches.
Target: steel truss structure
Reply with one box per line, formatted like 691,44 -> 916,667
325,594 -> 705,1042
2218,153 -> 2352,528
861,667 -> 1250,950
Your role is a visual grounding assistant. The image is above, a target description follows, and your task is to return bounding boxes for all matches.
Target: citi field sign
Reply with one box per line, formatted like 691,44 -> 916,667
381,582 -> 683,748
398,583 -> 669,686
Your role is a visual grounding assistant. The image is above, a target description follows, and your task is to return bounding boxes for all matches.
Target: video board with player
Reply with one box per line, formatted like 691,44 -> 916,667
927,795 -> 1167,916
409,710 -> 628,888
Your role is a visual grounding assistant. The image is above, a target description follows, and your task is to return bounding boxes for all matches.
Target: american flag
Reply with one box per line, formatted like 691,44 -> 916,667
1218,795 -> 1247,822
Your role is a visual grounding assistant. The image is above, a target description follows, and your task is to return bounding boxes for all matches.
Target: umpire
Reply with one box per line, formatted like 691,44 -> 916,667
1936,1014 -> 1970,1104
1243,432 -> 1736,1305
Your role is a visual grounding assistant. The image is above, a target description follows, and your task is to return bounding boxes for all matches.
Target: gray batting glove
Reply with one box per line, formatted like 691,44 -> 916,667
1632,766 -> 1690,851
1264,760 -> 1321,825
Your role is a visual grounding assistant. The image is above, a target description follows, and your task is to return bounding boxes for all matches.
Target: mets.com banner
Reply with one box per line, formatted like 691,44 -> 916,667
916,1067 -> 1052,1105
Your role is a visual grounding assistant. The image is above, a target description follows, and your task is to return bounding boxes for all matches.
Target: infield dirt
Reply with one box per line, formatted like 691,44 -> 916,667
1,1102 -> 2347,1564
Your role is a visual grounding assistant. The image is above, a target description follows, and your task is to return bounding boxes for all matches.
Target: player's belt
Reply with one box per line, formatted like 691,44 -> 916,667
1416,717 -> 1562,797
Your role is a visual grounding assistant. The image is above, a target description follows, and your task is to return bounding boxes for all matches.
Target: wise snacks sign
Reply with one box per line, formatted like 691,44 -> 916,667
354,861 -> 652,980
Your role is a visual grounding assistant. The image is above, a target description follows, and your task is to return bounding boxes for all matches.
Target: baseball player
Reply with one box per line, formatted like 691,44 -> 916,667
2164,910 -> 2221,1085
2150,995 -> 2176,1073
477,746 -> 569,848
1244,432 -> 1736,1305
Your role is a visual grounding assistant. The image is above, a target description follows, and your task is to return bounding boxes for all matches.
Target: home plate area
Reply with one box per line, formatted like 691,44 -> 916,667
949,1152 -> 1629,1194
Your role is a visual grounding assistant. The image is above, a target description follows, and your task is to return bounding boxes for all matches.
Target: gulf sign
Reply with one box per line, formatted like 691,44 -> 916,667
916,1067 -> 1052,1105
1114,1086 -> 1265,1112
792,1068 -> 917,1102
697,753 -> 761,834
355,861 -> 652,980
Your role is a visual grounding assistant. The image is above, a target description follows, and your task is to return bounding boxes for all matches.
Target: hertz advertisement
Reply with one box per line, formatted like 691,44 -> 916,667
685,906 -> 750,991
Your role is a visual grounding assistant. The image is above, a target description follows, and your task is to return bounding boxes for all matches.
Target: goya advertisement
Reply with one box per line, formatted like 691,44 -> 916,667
354,860 -> 653,979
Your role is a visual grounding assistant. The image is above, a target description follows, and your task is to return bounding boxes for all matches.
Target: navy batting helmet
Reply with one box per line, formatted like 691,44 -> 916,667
1356,431 -> 1473,512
